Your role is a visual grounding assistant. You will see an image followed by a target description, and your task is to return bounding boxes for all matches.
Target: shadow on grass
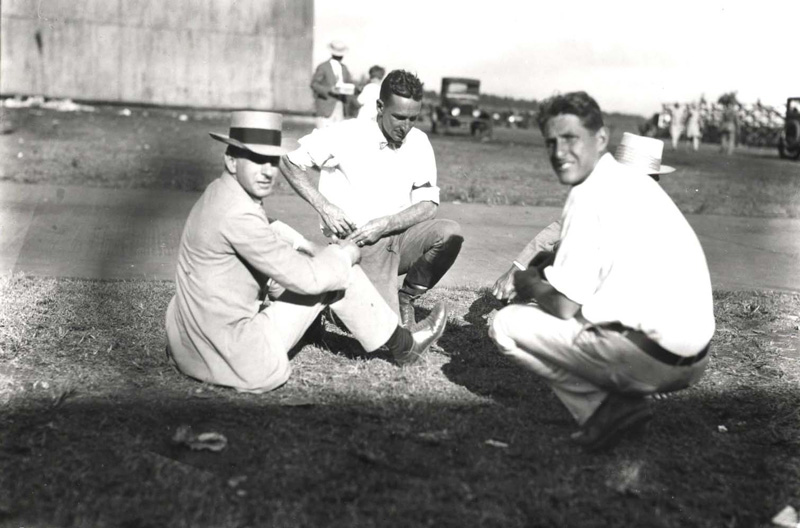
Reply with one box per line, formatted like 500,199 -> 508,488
436,290 -> 555,409
2,384 -> 798,528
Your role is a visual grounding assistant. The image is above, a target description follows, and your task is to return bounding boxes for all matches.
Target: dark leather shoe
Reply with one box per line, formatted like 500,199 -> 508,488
571,393 -> 653,452
398,293 -> 416,329
393,302 -> 448,367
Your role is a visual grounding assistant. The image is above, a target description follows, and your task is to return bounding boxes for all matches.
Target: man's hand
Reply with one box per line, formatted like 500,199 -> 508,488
320,202 -> 357,239
492,267 -> 518,302
346,217 -> 390,247
337,240 -> 362,266
513,267 -> 543,302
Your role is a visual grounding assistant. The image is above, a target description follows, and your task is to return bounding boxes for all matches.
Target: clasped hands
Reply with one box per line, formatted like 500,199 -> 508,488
320,203 -> 389,248
321,203 -> 390,265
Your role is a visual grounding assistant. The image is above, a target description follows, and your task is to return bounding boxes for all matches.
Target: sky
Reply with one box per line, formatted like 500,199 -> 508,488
313,0 -> 799,117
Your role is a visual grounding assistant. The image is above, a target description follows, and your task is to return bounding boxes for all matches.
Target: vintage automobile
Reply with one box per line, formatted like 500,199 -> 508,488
778,97 -> 800,160
429,77 -> 493,138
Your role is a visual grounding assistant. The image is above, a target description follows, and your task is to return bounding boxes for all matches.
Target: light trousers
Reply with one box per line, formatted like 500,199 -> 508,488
315,101 -> 345,129
167,265 -> 398,394
489,303 -> 708,425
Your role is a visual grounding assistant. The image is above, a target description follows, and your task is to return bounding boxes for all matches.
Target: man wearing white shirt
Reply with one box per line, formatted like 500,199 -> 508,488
488,92 -> 715,452
357,65 -> 385,121
281,70 -> 463,329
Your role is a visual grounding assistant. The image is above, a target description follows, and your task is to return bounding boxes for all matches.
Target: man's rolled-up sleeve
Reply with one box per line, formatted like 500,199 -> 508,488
286,128 -> 335,171
542,207 -> 603,306
410,139 -> 439,205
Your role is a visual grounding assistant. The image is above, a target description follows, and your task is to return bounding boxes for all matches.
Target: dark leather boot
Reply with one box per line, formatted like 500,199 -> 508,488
393,302 -> 448,367
398,292 -> 416,329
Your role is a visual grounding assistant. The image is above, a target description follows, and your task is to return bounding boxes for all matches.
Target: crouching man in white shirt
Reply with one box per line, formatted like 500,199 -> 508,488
489,92 -> 715,452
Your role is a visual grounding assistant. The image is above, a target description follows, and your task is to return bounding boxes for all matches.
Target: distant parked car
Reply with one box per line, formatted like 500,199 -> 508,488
429,77 -> 493,138
778,97 -> 800,160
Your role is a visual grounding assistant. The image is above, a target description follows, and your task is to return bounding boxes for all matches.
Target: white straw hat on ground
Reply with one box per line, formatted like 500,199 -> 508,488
209,111 -> 286,156
614,132 -> 675,175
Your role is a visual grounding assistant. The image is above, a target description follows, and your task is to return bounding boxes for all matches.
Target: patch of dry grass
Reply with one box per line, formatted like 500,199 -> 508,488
1,274 -> 799,527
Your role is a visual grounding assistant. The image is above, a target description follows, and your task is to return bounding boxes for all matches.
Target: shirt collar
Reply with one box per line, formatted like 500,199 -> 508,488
372,120 -> 405,150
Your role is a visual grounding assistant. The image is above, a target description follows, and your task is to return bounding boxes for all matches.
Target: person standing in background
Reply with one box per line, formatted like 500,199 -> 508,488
719,102 -> 738,155
669,103 -> 684,151
357,65 -> 386,121
685,103 -> 702,152
311,40 -> 355,129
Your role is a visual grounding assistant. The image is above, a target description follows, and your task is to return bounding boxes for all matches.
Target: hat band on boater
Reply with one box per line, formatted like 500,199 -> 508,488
229,127 -> 282,147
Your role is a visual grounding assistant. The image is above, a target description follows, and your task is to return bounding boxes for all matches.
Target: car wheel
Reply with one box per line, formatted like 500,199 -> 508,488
786,119 -> 800,143
779,137 -> 800,160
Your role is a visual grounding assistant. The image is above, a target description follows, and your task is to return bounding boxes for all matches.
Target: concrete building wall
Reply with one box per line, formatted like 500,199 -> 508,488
0,0 -> 314,112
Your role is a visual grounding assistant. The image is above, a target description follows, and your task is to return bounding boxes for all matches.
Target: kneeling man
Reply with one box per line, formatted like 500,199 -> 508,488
489,92 -> 715,451
165,112 -> 447,393
281,69 -> 463,329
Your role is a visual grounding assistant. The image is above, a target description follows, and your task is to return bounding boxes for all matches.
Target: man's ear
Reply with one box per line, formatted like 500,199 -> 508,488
223,152 -> 237,175
595,126 -> 610,153
376,98 -> 384,115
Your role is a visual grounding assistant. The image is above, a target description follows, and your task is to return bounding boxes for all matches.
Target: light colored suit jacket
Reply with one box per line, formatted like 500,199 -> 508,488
165,174 -> 352,390
310,59 -> 353,117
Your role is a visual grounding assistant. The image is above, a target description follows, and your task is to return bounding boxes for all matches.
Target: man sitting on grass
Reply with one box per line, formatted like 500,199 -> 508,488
164,111 -> 447,394
488,92 -> 715,451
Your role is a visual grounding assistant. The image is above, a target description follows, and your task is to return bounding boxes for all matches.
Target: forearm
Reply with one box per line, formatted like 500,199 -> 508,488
279,156 -> 331,214
530,281 -> 580,320
383,201 -> 437,235
514,220 -> 561,266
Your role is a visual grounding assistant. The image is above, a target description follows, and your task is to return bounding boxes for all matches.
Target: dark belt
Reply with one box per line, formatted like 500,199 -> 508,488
598,323 -> 709,367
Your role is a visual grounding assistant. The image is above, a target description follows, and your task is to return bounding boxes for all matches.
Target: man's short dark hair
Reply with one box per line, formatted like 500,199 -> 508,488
536,91 -> 604,132
368,65 -> 386,80
379,69 -> 424,102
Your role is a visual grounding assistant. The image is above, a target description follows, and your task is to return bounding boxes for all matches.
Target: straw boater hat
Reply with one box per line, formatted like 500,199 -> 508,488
613,132 -> 675,175
209,111 -> 286,156
328,40 -> 348,56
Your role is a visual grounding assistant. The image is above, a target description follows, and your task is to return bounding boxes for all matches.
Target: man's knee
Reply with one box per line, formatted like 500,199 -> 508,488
235,352 -> 292,393
434,219 -> 463,243
488,306 -> 519,356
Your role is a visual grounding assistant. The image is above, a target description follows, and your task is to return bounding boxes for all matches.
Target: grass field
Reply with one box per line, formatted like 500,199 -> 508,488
1,104 -> 799,527
2,105 -> 799,217
1,275 -> 799,528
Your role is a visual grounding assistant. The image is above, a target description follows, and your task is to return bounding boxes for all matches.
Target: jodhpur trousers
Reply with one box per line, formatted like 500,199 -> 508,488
357,219 -> 463,315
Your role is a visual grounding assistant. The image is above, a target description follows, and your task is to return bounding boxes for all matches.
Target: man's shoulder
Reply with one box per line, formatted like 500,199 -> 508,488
320,117 -> 368,138
198,177 -> 254,217
312,61 -> 332,78
406,127 -> 432,148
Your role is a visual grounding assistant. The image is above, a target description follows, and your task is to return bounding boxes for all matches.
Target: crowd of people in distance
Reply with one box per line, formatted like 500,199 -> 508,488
644,98 -> 786,153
